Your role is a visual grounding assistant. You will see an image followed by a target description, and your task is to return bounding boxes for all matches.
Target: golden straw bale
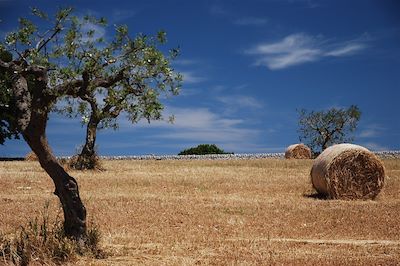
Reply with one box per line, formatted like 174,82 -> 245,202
310,143 -> 385,200
285,143 -> 312,159
25,151 -> 38,161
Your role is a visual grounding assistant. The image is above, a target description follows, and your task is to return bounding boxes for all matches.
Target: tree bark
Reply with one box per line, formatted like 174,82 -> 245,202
75,115 -> 100,169
13,74 -> 87,240
23,119 -> 87,239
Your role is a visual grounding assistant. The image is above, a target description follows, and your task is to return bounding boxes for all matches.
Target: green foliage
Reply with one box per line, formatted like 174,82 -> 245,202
178,144 -> 230,155
1,7 -> 181,120
0,203 -> 104,265
0,50 -> 19,144
297,105 -> 361,154
14,6 -> 183,129
1,7 -> 181,163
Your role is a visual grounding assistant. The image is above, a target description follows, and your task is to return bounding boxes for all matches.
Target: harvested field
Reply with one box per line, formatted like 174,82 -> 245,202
1,159 -> 399,265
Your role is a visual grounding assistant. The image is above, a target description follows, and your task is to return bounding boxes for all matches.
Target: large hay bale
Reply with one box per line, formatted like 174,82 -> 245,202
285,143 -> 312,159
25,151 -> 38,161
310,143 -> 385,200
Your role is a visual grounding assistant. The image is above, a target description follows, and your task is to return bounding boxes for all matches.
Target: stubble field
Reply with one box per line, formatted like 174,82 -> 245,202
1,158 -> 399,265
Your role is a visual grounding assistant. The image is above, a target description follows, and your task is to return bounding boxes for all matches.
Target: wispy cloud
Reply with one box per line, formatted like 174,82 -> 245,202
233,17 -> 268,26
177,88 -> 201,97
217,95 -> 263,109
359,129 -> 379,138
181,71 -> 206,84
209,5 -> 229,16
358,124 -> 385,138
165,107 -> 244,130
81,22 -> 106,42
116,107 -> 260,151
360,142 -> 389,151
173,59 -> 199,66
156,107 -> 259,144
325,43 -> 366,57
111,9 -> 136,22
246,33 -> 368,70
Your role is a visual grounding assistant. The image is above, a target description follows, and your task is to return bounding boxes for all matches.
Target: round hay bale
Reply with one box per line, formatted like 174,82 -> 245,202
285,143 -> 312,159
25,151 -> 38,161
310,143 -> 385,200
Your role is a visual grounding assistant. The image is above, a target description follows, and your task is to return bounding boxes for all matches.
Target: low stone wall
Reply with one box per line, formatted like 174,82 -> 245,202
2,151 -> 399,161
99,153 -> 285,161
96,151 -> 400,161
374,151 -> 400,159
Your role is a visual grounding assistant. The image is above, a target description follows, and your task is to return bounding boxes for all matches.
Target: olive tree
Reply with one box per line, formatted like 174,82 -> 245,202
54,16 -> 181,169
297,105 -> 361,154
0,7 -> 180,239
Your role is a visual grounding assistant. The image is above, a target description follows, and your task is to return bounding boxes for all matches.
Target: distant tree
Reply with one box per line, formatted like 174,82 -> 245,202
297,105 -> 361,154
0,7 -> 180,240
55,19 -> 181,170
178,144 -> 230,155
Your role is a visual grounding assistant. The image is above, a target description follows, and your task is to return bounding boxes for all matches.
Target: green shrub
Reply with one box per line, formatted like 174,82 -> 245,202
178,144 -> 231,155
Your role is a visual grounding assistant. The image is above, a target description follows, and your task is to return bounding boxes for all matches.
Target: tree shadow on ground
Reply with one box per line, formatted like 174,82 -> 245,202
303,192 -> 329,200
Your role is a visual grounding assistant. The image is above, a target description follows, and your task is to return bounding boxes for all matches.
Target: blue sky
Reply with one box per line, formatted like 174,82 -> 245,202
1,0 -> 400,156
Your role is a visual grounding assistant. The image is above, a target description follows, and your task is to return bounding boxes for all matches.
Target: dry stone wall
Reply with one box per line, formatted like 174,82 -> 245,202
94,151 -> 400,160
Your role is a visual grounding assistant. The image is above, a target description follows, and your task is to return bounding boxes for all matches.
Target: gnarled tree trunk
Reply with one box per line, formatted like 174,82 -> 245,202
13,73 -> 87,240
74,114 -> 100,170
24,115 -> 87,239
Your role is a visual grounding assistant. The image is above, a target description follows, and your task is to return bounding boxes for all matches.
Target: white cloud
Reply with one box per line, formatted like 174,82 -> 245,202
260,48 -> 321,69
246,33 -> 368,70
168,108 -> 257,147
178,88 -> 200,97
249,33 -> 319,54
81,22 -> 106,42
360,142 -> 389,152
359,129 -> 378,138
210,5 -> 229,16
165,107 -> 244,130
173,59 -> 199,66
234,17 -> 268,26
217,95 -> 263,109
181,71 -> 206,84
358,124 -> 385,138
325,43 -> 366,57
129,107 -> 260,148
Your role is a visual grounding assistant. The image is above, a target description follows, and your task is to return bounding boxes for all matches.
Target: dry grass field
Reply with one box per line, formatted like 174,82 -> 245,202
1,158 -> 399,265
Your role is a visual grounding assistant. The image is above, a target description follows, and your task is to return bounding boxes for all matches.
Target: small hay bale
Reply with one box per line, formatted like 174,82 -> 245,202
25,151 -> 38,161
310,143 -> 385,200
285,143 -> 312,159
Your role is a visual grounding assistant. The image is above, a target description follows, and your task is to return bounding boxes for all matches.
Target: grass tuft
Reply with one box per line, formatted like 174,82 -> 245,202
68,154 -> 104,171
0,202 -> 104,265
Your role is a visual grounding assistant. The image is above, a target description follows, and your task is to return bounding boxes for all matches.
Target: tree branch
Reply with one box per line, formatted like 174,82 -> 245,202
91,68 -> 126,88
101,81 -> 144,119
36,26 -> 62,53
52,79 -> 84,98
109,107 -> 122,118
101,45 -> 143,68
